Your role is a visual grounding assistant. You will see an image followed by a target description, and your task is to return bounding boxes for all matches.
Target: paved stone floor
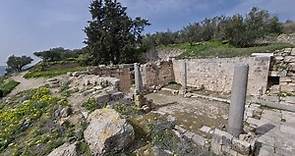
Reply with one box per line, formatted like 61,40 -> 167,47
146,91 -> 295,156
145,92 -> 229,135
246,106 -> 295,156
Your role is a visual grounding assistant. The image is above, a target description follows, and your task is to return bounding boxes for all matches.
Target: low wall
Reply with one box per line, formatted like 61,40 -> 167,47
141,60 -> 175,89
173,57 -> 271,96
90,65 -> 133,92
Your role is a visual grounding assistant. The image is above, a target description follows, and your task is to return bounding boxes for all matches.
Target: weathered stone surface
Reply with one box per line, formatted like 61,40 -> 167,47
291,48 -> 295,56
212,129 -> 233,146
281,96 -> 295,104
173,57 -> 270,96
47,142 -> 77,156
192,133 -> 206,146
284,56 -> 295,63
281,84 -> 295,92
200,126 -> 213,134
260,95 -> 280,103
231,138 -> 251,155
95,92 -> 111,104
84,109 -> 135,155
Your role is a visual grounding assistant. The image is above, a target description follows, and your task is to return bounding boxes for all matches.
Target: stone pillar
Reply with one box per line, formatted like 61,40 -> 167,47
134,63 -> 142,95
181,60 -> 187,94
228,64 -> 249,137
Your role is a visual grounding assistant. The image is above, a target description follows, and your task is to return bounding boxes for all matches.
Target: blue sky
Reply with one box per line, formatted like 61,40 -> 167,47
0,0 -> 295,65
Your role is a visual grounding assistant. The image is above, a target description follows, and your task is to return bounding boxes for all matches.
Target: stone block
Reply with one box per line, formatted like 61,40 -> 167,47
200,126 -> 213,134
211,142 -> 222,155
110,92 -> 124,101
280,77 -> 293,83
291,48 -> 295,56
260,95 -> 280,103
212,129 -> 233,146
274,56 -> 284,61
95,92 -> 111,104
281,96 -> 295,104
289,63 -> 295,71
222,145 -> 238,156
231,138 -> 251,155
281,84 -> 295,92
284,56 -> 295,63
192,133 -> 206,146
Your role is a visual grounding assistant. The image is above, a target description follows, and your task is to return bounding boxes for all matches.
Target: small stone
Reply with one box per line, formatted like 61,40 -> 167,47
192,134 -> 206,146
200,126 -> 213,134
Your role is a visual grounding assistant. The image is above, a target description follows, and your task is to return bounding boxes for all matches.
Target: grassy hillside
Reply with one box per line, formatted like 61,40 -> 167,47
0,78 -> 19,96
160,40 -> 294,59
0,87 -> 89,155
24,61 -> 85,79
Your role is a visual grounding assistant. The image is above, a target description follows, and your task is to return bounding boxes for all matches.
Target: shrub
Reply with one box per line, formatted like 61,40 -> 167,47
0,78 -> 19,96
82,98 -> 100,112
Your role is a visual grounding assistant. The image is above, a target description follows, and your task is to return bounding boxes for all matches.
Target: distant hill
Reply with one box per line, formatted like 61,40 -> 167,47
0,66 -> 6,76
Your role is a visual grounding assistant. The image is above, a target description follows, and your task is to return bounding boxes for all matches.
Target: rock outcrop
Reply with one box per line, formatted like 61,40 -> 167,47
47,142 -> 78,156
84,109 -> 135,155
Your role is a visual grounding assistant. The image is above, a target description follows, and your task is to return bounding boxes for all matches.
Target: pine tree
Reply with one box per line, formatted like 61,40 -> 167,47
84,0 -> 150,65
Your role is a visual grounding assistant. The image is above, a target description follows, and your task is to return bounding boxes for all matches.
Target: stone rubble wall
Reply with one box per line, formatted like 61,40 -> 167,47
277,33 -> 295,45
270,48 -> 295,94
173,57 -> 271,96
89,65 -> 133,93
141,60 -> 175,90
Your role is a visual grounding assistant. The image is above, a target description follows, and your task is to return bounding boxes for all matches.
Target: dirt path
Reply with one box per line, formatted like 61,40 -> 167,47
9,72 -> 47,96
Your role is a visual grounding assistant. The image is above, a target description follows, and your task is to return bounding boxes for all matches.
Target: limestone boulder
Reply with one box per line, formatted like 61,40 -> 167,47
47,142 -> 78,156
84,109 -> 135,155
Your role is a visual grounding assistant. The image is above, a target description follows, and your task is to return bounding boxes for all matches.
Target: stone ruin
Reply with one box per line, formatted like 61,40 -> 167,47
47,47 -> 295,156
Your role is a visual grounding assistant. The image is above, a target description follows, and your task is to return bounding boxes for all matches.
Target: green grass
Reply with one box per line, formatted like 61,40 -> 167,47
0,87 -> 87,156
24,66 -> 85,79
0,78 -> 20,96
161,40 -> 294,58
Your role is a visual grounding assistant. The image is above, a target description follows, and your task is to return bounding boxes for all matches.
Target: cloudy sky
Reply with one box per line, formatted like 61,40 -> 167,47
0,0 -> 294,65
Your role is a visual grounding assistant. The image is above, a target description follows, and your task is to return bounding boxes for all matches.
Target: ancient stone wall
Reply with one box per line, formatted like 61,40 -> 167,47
270,48 -> 295,94
141,60 -> 175,89
277,33 -> 295,45
90,65 -> 133,92
173,57 -> 271,96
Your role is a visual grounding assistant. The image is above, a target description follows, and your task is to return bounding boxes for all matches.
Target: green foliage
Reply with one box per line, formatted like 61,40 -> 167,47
24,63 -> 84,79
0,78 -> 19,97
6,55 -> 33,73
82,98 -> 98,112
144,7 -> 282,49
166,41 -> 293,58
59,81 -> 71,97
0,87 -> 67,152
0,87 -> 87,155
77,141 -> 92,156
84,0 -> 150,65
34,47 -> 84,62
112,103 -> 140,116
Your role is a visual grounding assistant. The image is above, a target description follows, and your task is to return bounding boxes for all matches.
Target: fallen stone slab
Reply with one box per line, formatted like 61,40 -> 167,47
189,93 -> 230,104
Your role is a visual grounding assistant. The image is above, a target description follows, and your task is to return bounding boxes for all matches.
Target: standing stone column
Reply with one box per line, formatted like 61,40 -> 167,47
228,64 -> 249,137
181,60 -> 187,94
134,63 -> 142,95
